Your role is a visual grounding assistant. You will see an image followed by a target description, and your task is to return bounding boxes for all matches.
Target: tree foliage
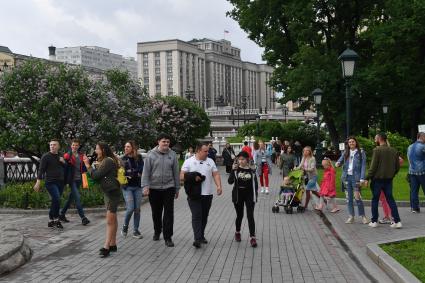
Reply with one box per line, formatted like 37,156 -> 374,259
152,96 -> 210,150
0,60 -> 210,158
227,0 -> 425,142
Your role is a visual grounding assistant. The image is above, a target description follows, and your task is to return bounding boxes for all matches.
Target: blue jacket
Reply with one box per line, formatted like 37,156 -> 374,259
337,149 -> 366,183
407,141 -> 425,175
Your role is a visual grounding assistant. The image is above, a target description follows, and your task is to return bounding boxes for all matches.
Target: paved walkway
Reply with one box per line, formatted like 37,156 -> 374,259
1,167 -> 369,282
324,201 -> 425,282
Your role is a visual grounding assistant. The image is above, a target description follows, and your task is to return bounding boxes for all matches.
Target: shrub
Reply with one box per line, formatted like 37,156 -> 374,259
0,182 -> 108,209
355,136 -> 375,161
280,121 -> 326,149
387,132 -> 410,158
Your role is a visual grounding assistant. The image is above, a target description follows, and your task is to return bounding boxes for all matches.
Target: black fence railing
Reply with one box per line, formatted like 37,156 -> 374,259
0,157 -> 39,185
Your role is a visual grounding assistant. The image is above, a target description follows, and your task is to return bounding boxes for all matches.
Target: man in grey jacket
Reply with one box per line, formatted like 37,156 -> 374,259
141,133 -> 180,247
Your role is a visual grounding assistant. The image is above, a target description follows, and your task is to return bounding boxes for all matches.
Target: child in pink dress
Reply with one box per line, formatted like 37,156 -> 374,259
315,158 -> 340,212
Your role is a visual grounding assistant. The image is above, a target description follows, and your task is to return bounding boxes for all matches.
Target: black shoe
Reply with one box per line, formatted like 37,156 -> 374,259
59,214 -> 70,223
411,208 -> 420,213
133,230 -> 143,239
82,217 -> 90,226
109,245 -> 117,252
153,233 -> 160,241
56,220 -> 64,229
193,241 -> 201,248
165,239 -> 174,247
121,225 -> 129,237
200,237 -> 208,244
99,248 -> 110,258
48,220 -> 55,228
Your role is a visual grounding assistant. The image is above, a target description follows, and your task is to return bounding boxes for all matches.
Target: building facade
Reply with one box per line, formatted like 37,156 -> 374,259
50,46 -> 137,78
137,38 -> 276,111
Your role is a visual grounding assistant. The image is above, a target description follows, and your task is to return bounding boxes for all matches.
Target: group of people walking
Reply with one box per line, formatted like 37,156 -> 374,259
33,131 -> 425,258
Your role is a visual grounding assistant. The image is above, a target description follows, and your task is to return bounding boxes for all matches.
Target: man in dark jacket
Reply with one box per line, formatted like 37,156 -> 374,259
366,133 -> 402,228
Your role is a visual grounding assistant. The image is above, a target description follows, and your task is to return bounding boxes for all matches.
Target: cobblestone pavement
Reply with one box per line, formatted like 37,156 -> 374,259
0,167 -> 369,283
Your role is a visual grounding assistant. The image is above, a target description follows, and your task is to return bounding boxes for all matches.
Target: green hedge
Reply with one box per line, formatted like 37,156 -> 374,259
0,182 -> 109,209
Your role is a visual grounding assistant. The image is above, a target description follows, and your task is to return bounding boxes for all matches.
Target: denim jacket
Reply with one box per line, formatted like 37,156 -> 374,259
254,149 -> 273,176
337,149 -> 366,183
407,141 -> 425,175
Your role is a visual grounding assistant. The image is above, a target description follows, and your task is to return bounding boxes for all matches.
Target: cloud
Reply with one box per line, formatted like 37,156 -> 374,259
1,0 -> 264,63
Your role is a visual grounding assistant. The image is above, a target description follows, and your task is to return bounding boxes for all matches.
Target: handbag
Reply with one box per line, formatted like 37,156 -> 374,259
81,173 -> 89,189
117,167 -> 128,185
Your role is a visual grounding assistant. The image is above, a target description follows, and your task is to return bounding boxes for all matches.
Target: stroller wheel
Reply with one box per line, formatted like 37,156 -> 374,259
289,207 -> 293,214
275,206 -> 279,213
272,206 -> 276,213
297,206 -> 305,213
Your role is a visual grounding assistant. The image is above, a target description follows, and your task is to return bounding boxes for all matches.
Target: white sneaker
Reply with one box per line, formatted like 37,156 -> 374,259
345,216 -> 354,224
362,216 -> 370,224
265,187 -> 270,194
260,187 -> 265,193
368,222 -> 378,228
390,222 -> 402,229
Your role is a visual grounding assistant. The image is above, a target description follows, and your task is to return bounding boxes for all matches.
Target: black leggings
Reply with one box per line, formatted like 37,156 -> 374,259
234,190 -> 256,237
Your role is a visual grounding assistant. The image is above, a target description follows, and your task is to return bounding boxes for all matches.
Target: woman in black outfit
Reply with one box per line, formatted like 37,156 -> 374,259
222,143 -> 236,173
228,151 -> 258,247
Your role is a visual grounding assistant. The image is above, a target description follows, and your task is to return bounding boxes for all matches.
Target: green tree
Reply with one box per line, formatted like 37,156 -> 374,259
227,0 -> 425,142
0,61 -> 156,158
152,96 -> 210,150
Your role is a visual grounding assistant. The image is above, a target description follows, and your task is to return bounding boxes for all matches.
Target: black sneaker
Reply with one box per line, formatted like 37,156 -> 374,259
82,217 -> 90,226
200,237 -> 208,244
59,214 -> 70,223
56,220 -> 64,229
109,245 -> 117,252
121,225 -> 128,237
133,230 -> 143,239
153,233 -> 160,241
411,208 -> 420,213
193,241 -> 201,248
48,220 -> 55,228
99,248 -> 110,258
165,239 -> 174,247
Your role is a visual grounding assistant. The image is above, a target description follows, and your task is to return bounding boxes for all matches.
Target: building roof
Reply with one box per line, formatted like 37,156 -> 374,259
0,46 -> 12,53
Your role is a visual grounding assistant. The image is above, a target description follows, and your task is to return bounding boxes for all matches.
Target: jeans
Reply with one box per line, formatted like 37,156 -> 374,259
45,182 -> 64,220
148,188 -> 175,240
345,175 -> 365,217
188,195 -> 213,241
61,180 -> 85,219
371,179 -> 401,223
122,186 -> 143,230
409,174 -> 425,210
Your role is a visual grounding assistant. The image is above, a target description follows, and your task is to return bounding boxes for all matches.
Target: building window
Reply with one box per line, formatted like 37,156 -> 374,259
155,68 -> 160,75
156,85 -> 161,91
155,60 -> 160,66
167,67 -> 172,73
155,76 -> 161,81
155,52 -> 160,58
143,77 -> 149,84
143,61 -> 148,67
143,69 -> 149,75
167,59 -> 172,65
167,76 -> 173,81
143,53 -> 148,59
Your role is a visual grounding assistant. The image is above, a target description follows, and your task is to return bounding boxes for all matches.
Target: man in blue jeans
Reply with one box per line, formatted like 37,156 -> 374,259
407,132 -> 425,213
34,139 -> 66,229
59,139 -> 90,226
365,133 -> 402,228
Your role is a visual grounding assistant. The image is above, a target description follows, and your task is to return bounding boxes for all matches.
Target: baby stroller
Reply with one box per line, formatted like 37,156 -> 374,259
272,169 -> 306,214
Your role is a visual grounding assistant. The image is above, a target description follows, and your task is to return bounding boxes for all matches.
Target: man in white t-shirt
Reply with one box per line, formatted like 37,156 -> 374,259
180,142 -> 223,248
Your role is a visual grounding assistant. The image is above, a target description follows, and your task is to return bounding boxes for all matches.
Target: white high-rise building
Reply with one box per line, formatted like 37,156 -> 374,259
50,46 -> 137,78
137,38 -> 277,111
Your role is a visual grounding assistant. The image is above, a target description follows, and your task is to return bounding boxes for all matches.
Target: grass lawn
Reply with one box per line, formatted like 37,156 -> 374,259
380,237 -> 425,281
316,164 -> 423,202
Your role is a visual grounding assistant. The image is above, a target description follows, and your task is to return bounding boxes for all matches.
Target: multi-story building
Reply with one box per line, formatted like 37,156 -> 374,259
137,38 -> 277,112
50,46 -> 137,78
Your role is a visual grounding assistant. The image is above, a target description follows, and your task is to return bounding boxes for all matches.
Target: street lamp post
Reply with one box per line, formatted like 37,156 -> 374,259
312,88 -> 323,167
281,105 -> 288,123
338,46 -> 359,138
256,115 -> 260,137
382,104 -> 389,132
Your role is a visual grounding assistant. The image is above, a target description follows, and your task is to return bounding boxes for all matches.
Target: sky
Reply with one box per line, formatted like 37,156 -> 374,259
1,0 -> 265,64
